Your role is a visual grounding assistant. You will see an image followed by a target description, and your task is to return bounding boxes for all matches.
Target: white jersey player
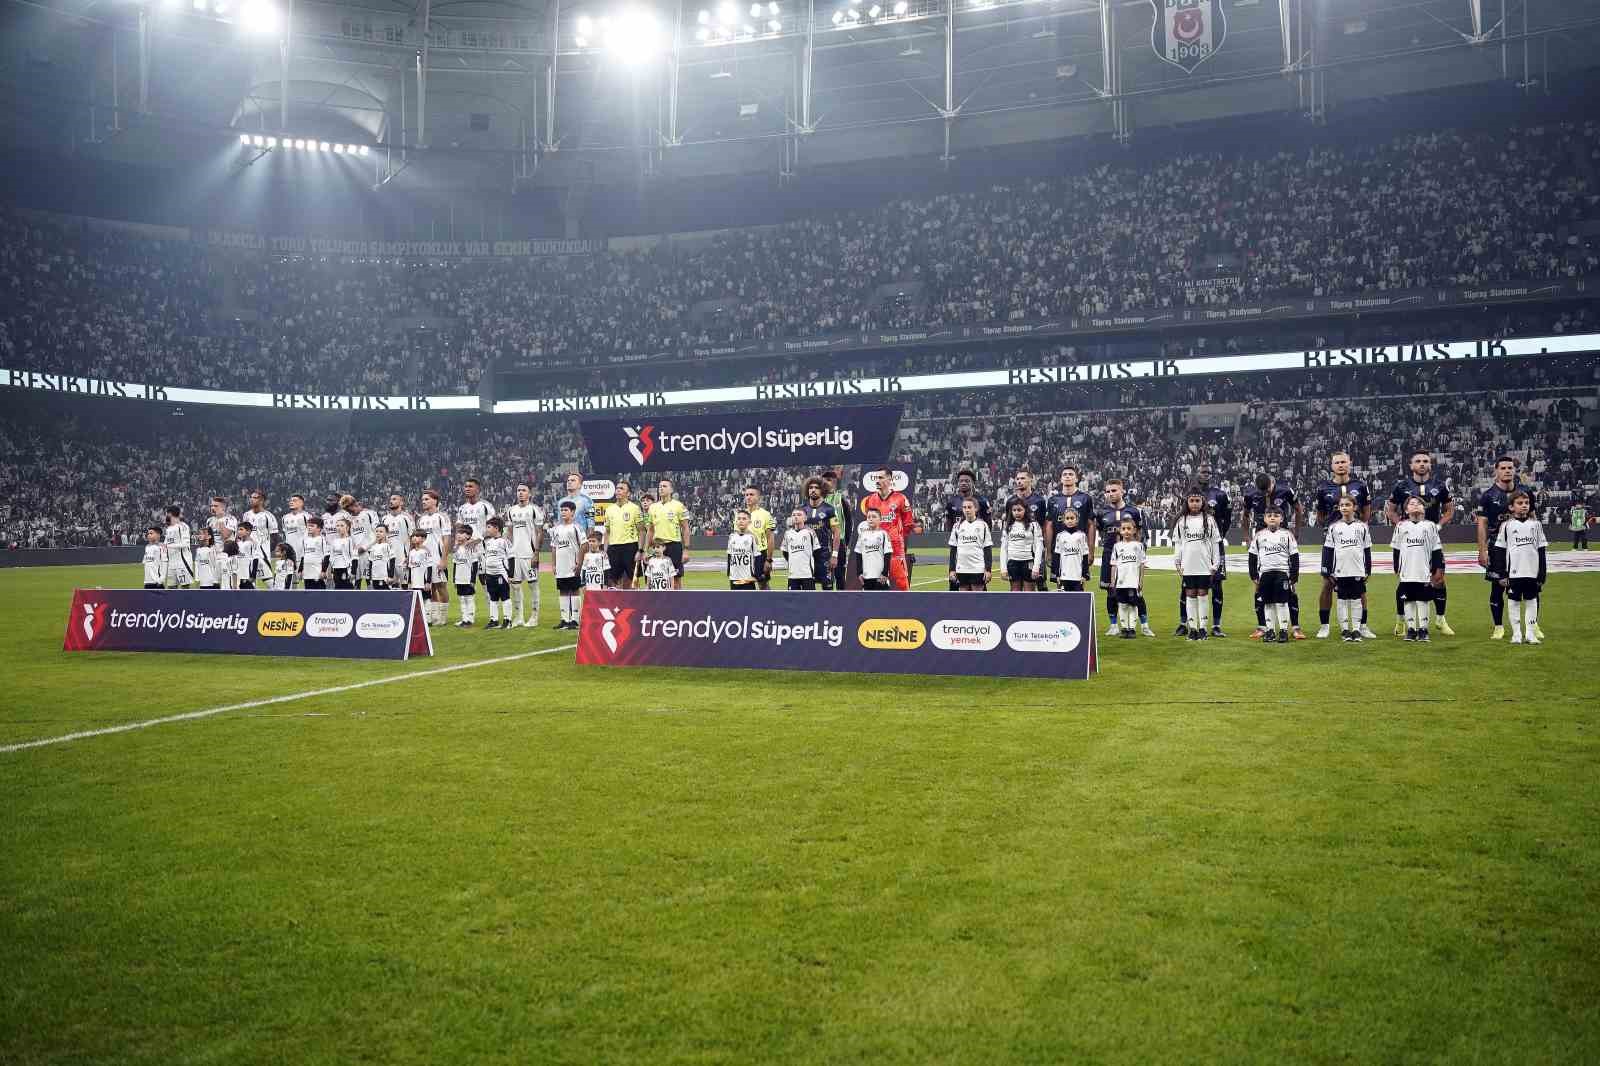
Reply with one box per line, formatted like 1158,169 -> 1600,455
163,506 -> 194,588
505,485 -> 544,627
281,496 -> 309,559
456,479 -> 496,544
417,491 -> 451,626
549,504 -> 585,629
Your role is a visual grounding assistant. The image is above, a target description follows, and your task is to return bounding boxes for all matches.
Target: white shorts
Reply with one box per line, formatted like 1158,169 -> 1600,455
513,557 -> 537,582
167,559 -> 194,586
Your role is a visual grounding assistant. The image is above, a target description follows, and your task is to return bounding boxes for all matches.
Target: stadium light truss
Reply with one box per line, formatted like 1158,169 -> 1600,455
238,133 -> 370,156
694,2 -> 785,43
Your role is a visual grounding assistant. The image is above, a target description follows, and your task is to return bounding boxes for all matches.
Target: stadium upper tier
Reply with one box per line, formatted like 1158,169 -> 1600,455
3,120 -> 1598,398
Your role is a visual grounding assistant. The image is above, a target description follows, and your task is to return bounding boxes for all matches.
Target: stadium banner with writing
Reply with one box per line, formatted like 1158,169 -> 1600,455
578,405 -> 905,473
61,588 -> 433,660
5,329 -> 1598,416
198,228 -> 603,258
576,589 -> 1097,681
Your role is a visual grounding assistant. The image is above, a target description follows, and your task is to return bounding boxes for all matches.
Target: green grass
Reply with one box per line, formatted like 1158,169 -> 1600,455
2,562 -> 1598,1064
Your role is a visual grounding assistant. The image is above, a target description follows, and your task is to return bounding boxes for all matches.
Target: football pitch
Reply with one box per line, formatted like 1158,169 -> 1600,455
3,561 -> 1598,1064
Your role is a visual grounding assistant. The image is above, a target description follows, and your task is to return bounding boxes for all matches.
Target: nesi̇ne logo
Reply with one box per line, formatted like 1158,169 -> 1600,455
257,611 -> 305,637
857,618 -> 927,649
623,424 -> 656,467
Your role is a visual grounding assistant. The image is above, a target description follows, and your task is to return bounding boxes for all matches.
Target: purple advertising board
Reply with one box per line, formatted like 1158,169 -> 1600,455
63,588 -> 433,661
576,589 -> 1098,680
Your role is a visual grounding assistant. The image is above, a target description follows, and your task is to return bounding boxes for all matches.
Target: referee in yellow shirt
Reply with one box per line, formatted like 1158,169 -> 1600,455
742,485 -> 776,590
645,478 -> 692,589
602,480 -> 644,588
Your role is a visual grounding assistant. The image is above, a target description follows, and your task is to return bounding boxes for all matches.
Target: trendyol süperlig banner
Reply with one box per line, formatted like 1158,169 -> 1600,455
62,588 -> 433,661
575,589 -> 1098,681
6,332 -> 1598,416
578,405 -> 905,473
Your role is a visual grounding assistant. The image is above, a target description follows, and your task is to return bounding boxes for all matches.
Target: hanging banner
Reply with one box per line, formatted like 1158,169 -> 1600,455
579,405 -> 905,473
1151,0 -> 1227,73
61,589 -> 433,661
576,589 -> 1099,681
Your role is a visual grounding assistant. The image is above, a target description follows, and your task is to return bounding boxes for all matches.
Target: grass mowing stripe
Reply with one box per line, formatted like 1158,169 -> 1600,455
0,643 -> 577,754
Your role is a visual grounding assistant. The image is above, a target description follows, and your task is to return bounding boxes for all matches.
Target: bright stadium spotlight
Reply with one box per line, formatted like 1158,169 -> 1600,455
238,132 -> 250,145
766,17 -> 780,31
893,0 -> 907,13
768,1 -> 779,12
237,0 -> 279,34
252,134 -> 264,146
868,3 -> 880,16
265,136 -> 277,148
831,9 -> 843,22
696,26 -> 710,39
718,1 -> 737,24
601,9 -> 661,65
749,2 -> 760,15
575,14 -> 592,46
333,143 -> 344,153
318,141 -> 330,151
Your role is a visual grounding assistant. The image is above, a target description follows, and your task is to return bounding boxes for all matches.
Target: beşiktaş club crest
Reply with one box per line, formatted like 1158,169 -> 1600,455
1150,0 -> 1226,74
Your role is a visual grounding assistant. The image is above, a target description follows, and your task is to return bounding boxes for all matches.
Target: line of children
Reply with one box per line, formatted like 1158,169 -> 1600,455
1390,496 -> 1445,642
1322,496 -> 1374,643
1495,490 -> 1547,645
1248,507 -> 1300,643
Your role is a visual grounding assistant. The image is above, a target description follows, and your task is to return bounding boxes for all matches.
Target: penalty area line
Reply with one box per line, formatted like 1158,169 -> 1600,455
0,643 -> 578,755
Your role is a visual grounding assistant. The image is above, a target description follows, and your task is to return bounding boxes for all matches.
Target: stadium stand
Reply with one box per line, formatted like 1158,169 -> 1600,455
4,119 -> 1599,395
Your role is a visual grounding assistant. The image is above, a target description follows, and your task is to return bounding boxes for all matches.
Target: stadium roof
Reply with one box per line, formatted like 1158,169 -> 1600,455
1,0 -> 1598,194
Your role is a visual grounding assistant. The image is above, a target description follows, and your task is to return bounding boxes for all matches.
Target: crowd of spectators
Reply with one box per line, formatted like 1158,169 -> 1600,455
4,355 -> 1594,548
3,120 -> 1598,395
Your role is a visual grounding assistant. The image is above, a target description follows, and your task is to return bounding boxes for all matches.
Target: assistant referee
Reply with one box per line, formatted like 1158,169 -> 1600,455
602,480 -> 644,588
645,478 -> 692,589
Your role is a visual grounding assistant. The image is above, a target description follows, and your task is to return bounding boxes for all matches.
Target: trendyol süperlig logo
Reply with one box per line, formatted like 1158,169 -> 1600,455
599,606 -> 635,654
624,425 -> 655,467
82,601 -> 109,644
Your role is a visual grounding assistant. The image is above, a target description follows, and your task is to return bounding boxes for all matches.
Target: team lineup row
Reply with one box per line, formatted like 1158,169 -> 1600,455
129,447 -> 1565,643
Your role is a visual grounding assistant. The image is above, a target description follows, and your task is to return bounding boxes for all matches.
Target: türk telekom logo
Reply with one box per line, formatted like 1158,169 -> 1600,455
599,607 -> 635,653
623,425 -> 655,467
82,601 -> 109,644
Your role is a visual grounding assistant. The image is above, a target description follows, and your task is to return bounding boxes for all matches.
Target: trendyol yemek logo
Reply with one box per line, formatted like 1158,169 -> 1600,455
599,606 -> 635,654
623,425 -> 655,467
929,619 -> 1001,651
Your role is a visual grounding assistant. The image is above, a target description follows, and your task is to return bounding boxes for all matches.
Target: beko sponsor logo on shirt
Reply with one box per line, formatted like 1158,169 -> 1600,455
305,611 -> 355,638
356,613 -> 406,639
103,608 -> 253,637
1004,620 -> 1082,653
929,619 -> 1002,651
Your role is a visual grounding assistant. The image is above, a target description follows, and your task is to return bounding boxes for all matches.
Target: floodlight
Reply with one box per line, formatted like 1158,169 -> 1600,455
868,4 -> 880,15
698,8 -> 711,22
238,0 -> 279,34
239,132 -> 251,145
252,134 -> 264,146
767,18 -> 780,30
318,141 -> 330,151
696,25 -> 710,39
359,145 -> 370,156
266,136 -> 277,147
831,9 -> 843,22
768,1 -> 779,13
191,0 -> 205,10
333,143 -> 344,153
893,0 -> 907,12
718,1 -> 737,24
577,15 -> 593,33
603,9 -> 661,65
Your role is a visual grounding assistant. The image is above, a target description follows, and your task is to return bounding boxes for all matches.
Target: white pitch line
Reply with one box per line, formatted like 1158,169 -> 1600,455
0,643 -> 578,755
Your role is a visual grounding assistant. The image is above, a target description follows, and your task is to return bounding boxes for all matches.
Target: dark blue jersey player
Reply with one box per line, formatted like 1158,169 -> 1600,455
1385,452 -> 1453,526
1310,450 -> 1376,639
1476,455 -> 1539,637
1242,473 -> 1301,534
1046,465 -> 1096,580
943,469 -> 992,590
1095,478 -> 1148,634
